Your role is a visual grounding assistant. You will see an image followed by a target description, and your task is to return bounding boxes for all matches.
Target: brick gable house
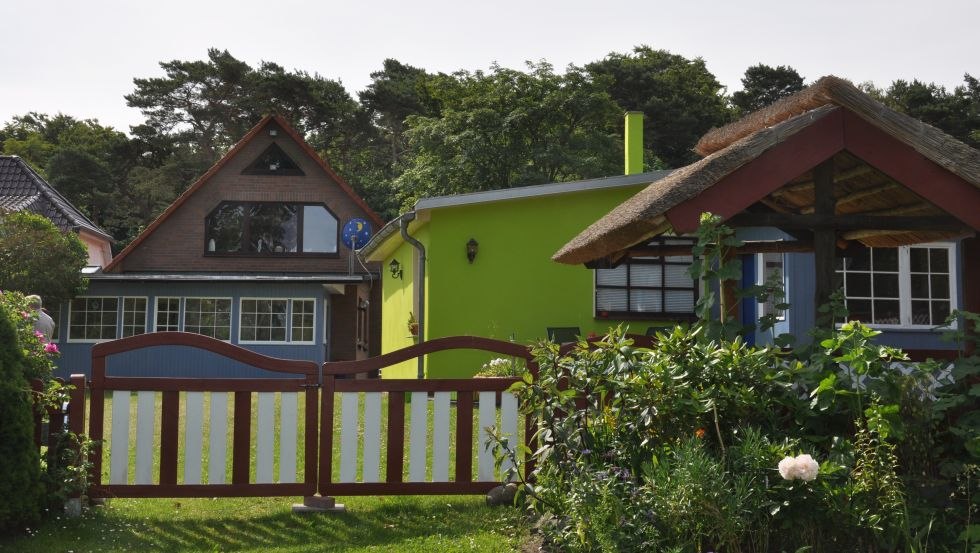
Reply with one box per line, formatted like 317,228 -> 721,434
54,115 -> 383,377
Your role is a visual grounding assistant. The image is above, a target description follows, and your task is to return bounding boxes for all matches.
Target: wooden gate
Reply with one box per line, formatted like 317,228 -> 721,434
318,336 -> 536,497
87,332 -> 319,498
74,333 -> 533,501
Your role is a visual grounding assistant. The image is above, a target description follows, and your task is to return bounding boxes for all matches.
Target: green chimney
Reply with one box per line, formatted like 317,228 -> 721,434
624,111 -> 644,175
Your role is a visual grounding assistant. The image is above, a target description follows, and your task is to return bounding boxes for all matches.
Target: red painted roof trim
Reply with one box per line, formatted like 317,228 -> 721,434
666,107 -> 980,234
105,114 -> 384,272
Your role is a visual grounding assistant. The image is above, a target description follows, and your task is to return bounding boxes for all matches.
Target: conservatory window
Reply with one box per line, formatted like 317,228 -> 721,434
183,298 -> 232,341
837,243 -> 957,328
121,297 -> 148,338
68,297 -> 118,342
594,237 -> 698,318
239,298 -> 315,344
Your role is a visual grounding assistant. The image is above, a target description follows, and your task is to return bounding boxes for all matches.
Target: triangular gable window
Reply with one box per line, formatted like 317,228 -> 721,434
242,143 -> 305,176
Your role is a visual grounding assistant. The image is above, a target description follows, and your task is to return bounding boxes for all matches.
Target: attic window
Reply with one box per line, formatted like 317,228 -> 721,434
242,143 -> 305,176
205,201 -> 338,256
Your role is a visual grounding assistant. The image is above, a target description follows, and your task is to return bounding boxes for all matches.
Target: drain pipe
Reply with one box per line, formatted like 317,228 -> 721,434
400,212 -> 426,379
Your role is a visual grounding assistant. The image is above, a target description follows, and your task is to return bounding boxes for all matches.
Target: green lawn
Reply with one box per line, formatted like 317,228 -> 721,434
2,495 -> 527,552
0,390 -> 530,552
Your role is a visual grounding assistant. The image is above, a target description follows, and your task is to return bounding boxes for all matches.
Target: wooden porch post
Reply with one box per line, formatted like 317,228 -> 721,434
721,248 -> 740,323
812,160 -> 837,327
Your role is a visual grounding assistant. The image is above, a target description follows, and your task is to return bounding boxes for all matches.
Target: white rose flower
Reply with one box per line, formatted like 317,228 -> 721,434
795,454 -> 819,481
778,456 -> 798,480
778,453 -> 819,481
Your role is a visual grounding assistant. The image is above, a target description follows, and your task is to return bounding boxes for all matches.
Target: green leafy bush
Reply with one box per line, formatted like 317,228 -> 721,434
496,322 -> 978,552
0,292 -> 44,535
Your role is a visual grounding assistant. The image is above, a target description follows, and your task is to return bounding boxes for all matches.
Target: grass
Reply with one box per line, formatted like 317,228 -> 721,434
2,496 -> 528,552
0,390 -> 530,552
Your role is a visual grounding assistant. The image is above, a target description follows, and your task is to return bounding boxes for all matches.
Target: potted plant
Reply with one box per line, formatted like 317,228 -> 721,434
407,312 -> 419,336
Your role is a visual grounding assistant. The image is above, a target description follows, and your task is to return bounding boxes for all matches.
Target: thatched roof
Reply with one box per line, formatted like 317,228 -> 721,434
554,76 -> 980,265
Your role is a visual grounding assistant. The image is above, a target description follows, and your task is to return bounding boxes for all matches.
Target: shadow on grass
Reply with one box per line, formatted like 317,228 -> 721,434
1,496 -> 523,552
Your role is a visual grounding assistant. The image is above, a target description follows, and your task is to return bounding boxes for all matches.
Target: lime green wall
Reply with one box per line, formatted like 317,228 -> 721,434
379,227 -> 427,378
381,184 -> 679,379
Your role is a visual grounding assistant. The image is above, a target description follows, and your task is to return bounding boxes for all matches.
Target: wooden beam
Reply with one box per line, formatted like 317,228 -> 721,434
812,160 -> 837,328
625,240 -> 814,258
725,213 -> 964,231
801,182 -> 902,214
772,165 -> 875,197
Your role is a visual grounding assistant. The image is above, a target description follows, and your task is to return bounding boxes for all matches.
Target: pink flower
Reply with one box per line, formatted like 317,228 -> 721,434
34,330 -> 46,342
44,343 -> 59,354
21,311 -> 30,319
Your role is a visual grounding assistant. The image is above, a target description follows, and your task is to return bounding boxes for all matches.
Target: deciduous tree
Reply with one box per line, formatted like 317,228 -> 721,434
731,64 -> 805,114
587,46 -> 732,167
0,212 -> 88,307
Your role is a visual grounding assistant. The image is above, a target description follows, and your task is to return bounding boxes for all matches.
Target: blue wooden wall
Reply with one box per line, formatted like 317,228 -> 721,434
53,279 -> 330,379
736,228 -> 962,352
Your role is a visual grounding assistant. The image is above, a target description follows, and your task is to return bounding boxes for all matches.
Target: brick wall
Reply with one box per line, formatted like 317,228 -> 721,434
115,121 -> 377,274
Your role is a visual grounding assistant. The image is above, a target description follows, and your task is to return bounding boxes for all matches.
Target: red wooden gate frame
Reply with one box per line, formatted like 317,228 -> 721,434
318,336 -> 538,496
87,332 -> 319,498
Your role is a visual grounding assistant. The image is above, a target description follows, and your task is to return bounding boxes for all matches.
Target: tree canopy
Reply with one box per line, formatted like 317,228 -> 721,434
2,50 -> 977,244
394,62 -> 621,210
731,64 -> 806,114
0,212 -> 88,307
587,46 -> 732,167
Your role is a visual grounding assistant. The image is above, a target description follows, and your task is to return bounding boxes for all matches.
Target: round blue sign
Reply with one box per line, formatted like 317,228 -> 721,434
342,218 -> 373,250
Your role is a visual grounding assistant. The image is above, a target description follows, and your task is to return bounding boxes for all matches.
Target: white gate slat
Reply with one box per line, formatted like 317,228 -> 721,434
183,392 -> 204,485
109,390 -> 131,485
361,392 -> 382,483
279,392 -> 298,484
339,392 -> 359,483
500,392 -> 519,478
208,392 -> 228,484
408,391 -> 428,482
478,391 -> 496,481
431,391 -> 451,482
134,391 -> 156,485
255,392 -> 275,484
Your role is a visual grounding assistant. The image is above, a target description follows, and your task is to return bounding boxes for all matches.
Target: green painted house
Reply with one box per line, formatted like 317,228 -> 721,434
358,169 -> 694,379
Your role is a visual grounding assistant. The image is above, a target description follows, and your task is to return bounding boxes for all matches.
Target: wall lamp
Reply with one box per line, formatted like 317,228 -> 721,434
466,238 -> 479,263
389,259 -> 403,279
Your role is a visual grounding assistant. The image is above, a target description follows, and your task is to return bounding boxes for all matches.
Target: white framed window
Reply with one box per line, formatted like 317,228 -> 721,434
837,242 -> 957,329
154,297 -> 181,332
757,252 -> 786,321
594,237 -> 698,318
121,297 -> 148,338
291,299 -> 316,343
239,298 -> 315,344
68,297 -> 118,342
183,297 -> 232,341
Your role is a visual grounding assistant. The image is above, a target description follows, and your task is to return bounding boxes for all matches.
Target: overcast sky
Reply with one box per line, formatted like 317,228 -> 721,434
1,0 -> 977,134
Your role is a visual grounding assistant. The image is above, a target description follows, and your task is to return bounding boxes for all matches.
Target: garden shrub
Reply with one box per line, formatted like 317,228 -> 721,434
0,293 -> 44,535
491,215 -> 978,551
497,323 -> 977,552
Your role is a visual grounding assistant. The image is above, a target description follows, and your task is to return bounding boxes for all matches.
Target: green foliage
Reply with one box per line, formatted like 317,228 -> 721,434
494,310 -> 979,551
0,212 -> 88,309
587,46 -> 733,167
394,61 -> 621,211
0,292 -> 44,535
731,64 -> 806,114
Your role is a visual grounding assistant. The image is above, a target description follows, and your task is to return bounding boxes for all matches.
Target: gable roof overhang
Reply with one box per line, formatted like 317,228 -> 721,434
0,155 -> 113,241
554,77 -> 980,266
104,114 -> 384,272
